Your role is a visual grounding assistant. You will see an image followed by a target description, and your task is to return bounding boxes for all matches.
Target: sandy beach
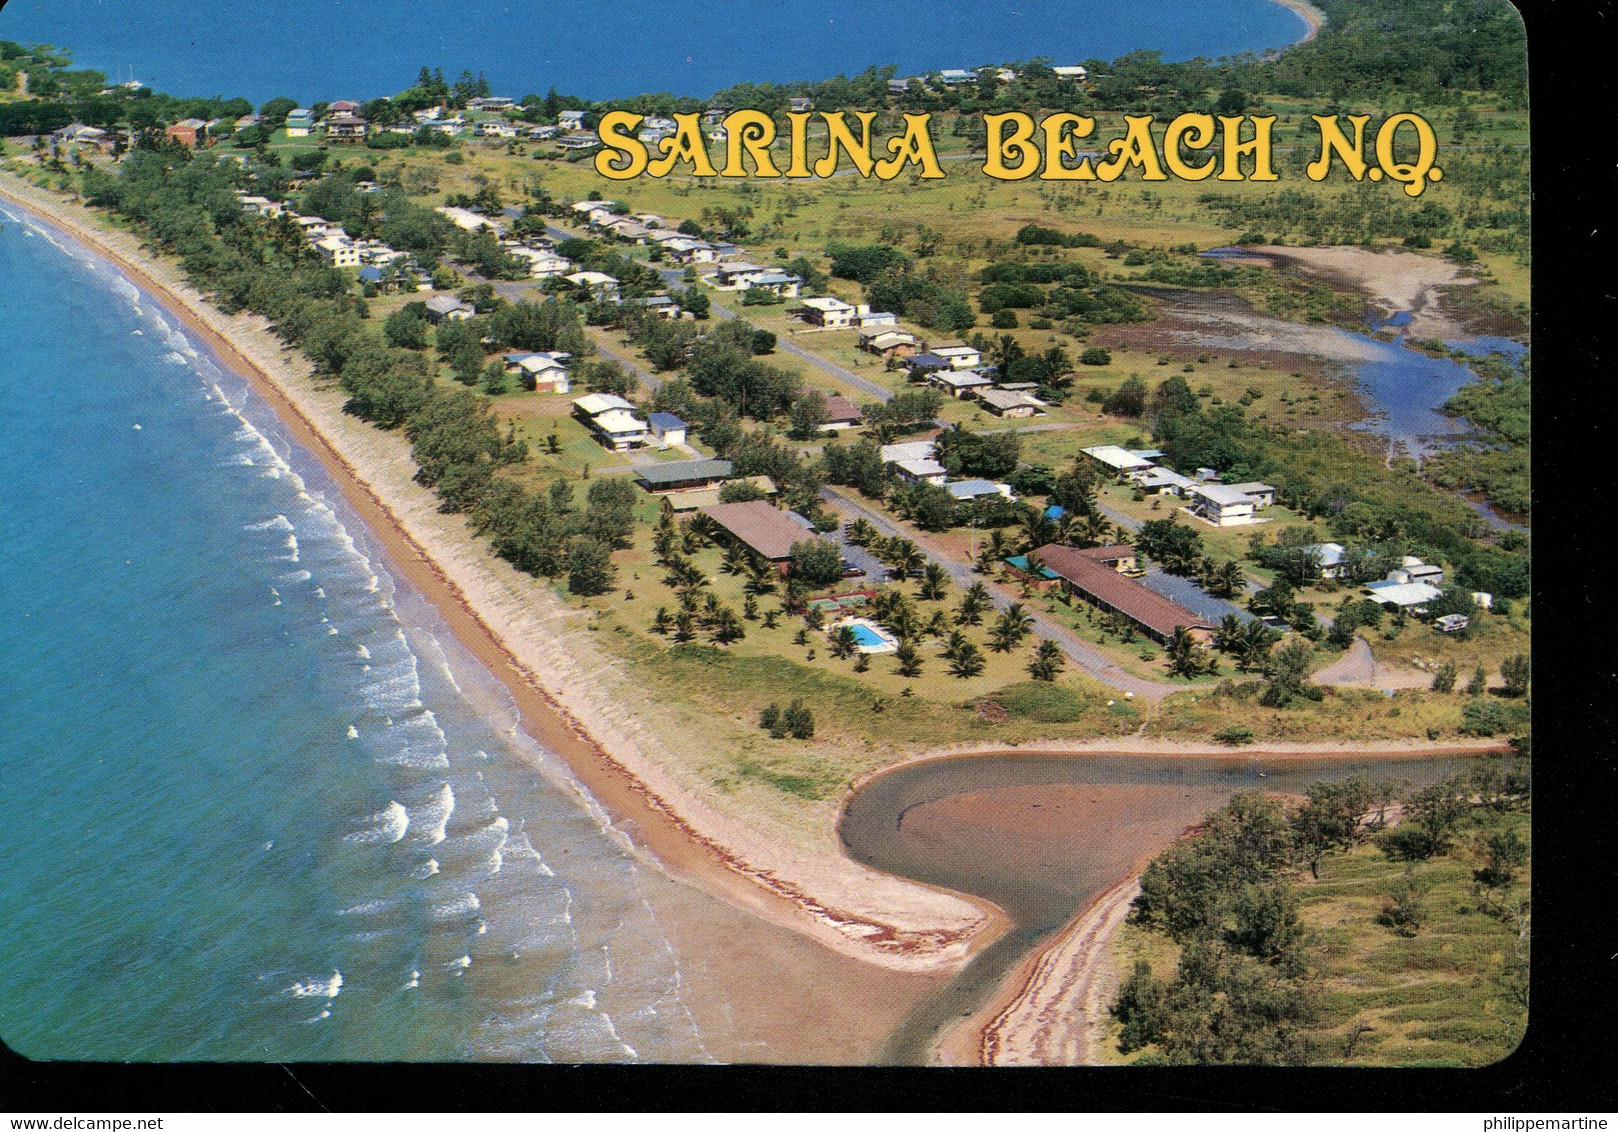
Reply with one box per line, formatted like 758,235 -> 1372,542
1272,0 -> 1325,43
0,174 -> 1004,982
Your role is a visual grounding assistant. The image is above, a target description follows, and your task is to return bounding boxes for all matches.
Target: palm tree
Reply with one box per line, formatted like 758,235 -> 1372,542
709,606 -> 745,644
919,562 -> 950,601
991,333 -> 1024,374
956,582 -> 991,626
949,642 -> 987,678
1051,514 -> 1077,547
846,517 -> 879,547
1020,510 -> 1055,553
651,607 -> 672,635
1075,512 -> 1115,549
830,624 -> 860,660
884,599 -> 922,644
743,555 -> 778,595
1003,602 -> 1035,641
742,594 -> 759,620
720,542 -> 750,575
894,642 -> 924,678
886,538 -> 924,579
1027,639 -> 1065,681
925,609 -> 950,638
986,528 -> 1013,560
1166,626 -> 1207,679
651,528 -> 678,563
671,610 -> 695,643
943,629 -> 968,661
1208,559 -> 1246,599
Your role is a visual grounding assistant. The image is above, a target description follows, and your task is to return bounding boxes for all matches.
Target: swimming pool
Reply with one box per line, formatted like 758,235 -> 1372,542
830,618 -> 899,654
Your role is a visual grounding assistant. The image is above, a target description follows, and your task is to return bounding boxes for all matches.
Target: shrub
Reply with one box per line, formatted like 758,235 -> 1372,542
1376,880 -> 1427,937
1080,346 -> 1113,366
1213,725 -> 1255,746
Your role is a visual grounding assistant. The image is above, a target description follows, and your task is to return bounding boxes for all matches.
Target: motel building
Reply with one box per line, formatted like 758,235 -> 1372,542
1034,543 -> 1216,646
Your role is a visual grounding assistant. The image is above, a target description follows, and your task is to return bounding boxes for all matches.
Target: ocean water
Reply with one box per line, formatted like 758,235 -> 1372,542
0,0 -> 1310,105
0,206 -> 712,1062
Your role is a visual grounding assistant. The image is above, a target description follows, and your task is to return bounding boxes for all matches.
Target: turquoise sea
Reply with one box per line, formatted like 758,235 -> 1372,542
0,0 -> 1310,104
0,206 -> 715,1061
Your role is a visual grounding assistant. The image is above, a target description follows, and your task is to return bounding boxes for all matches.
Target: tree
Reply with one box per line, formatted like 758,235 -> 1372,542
1227,883 -> 1305,970
781,699 -> 815,739
789,539 -> 842,588
1138,516 -> 1202,574
1467,664 -> 1488,697
830,624 -> 860,660
1499,653 -> 1531,697
566,537 -> 615,595
1261,639 -> 1317,706
1167,626 -> 1208,679
884,537 -> 925,580
787,389 -> 830,439
1377,880 -> 1427,937
989,603 -> 1034,652
894,641 -> 923,678
949,642 -> 986,678
1431,660 -> 1458,693
709,606 -> 745,644
919,562 -> 951,601
1028,639 -> 1065,681
956,581 -> 991,626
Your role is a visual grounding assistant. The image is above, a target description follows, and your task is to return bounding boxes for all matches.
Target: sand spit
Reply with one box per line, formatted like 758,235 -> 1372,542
0,175 -> 999,976
966,875 -> 1143,1065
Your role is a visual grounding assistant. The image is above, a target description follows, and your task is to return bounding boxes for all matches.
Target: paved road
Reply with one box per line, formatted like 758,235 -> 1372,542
819,486 -> 1173,700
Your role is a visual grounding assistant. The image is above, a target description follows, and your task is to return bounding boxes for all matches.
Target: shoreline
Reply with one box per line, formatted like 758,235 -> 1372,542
0,173 -> 1006,978
1272,0 -> 1324,43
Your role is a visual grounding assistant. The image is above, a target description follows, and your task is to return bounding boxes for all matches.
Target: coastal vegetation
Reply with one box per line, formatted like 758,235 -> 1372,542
1108,759 -> 1530,1065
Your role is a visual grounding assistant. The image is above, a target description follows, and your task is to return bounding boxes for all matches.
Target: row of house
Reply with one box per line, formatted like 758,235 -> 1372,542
237,193 -> 428,288
1081,445 -> 1277,527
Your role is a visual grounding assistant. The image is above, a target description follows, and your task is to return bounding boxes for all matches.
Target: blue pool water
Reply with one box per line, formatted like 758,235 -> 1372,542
0,0 -> 1312,104
848,624 -> 890,649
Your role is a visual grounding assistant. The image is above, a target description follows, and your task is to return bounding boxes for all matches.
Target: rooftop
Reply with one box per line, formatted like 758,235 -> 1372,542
700,500 -> 822,561
1035,543 -> 1216,639
635,457 -> 732,486
1081,444 -> 1155,471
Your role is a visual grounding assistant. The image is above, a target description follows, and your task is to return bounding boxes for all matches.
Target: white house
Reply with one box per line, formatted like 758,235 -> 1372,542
647,412 -> 688,447
424,294 -> 475,323
1364,580 -> 1443,610
315,236 -> 361,268
927,369 -> 995,398
799,296 -> 858,328
503,352 -> 572,393
932,345 -> 983,370
1081,445 -> 1157,474
565,271 -> 620,299
1189,483 -> 1258,526
573,393 -> 649,451
558,110 -> 588,131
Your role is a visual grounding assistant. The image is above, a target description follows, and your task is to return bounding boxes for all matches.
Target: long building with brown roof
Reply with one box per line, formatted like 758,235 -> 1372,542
1034,543 -> 1216,645
700,499 -> 825,569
